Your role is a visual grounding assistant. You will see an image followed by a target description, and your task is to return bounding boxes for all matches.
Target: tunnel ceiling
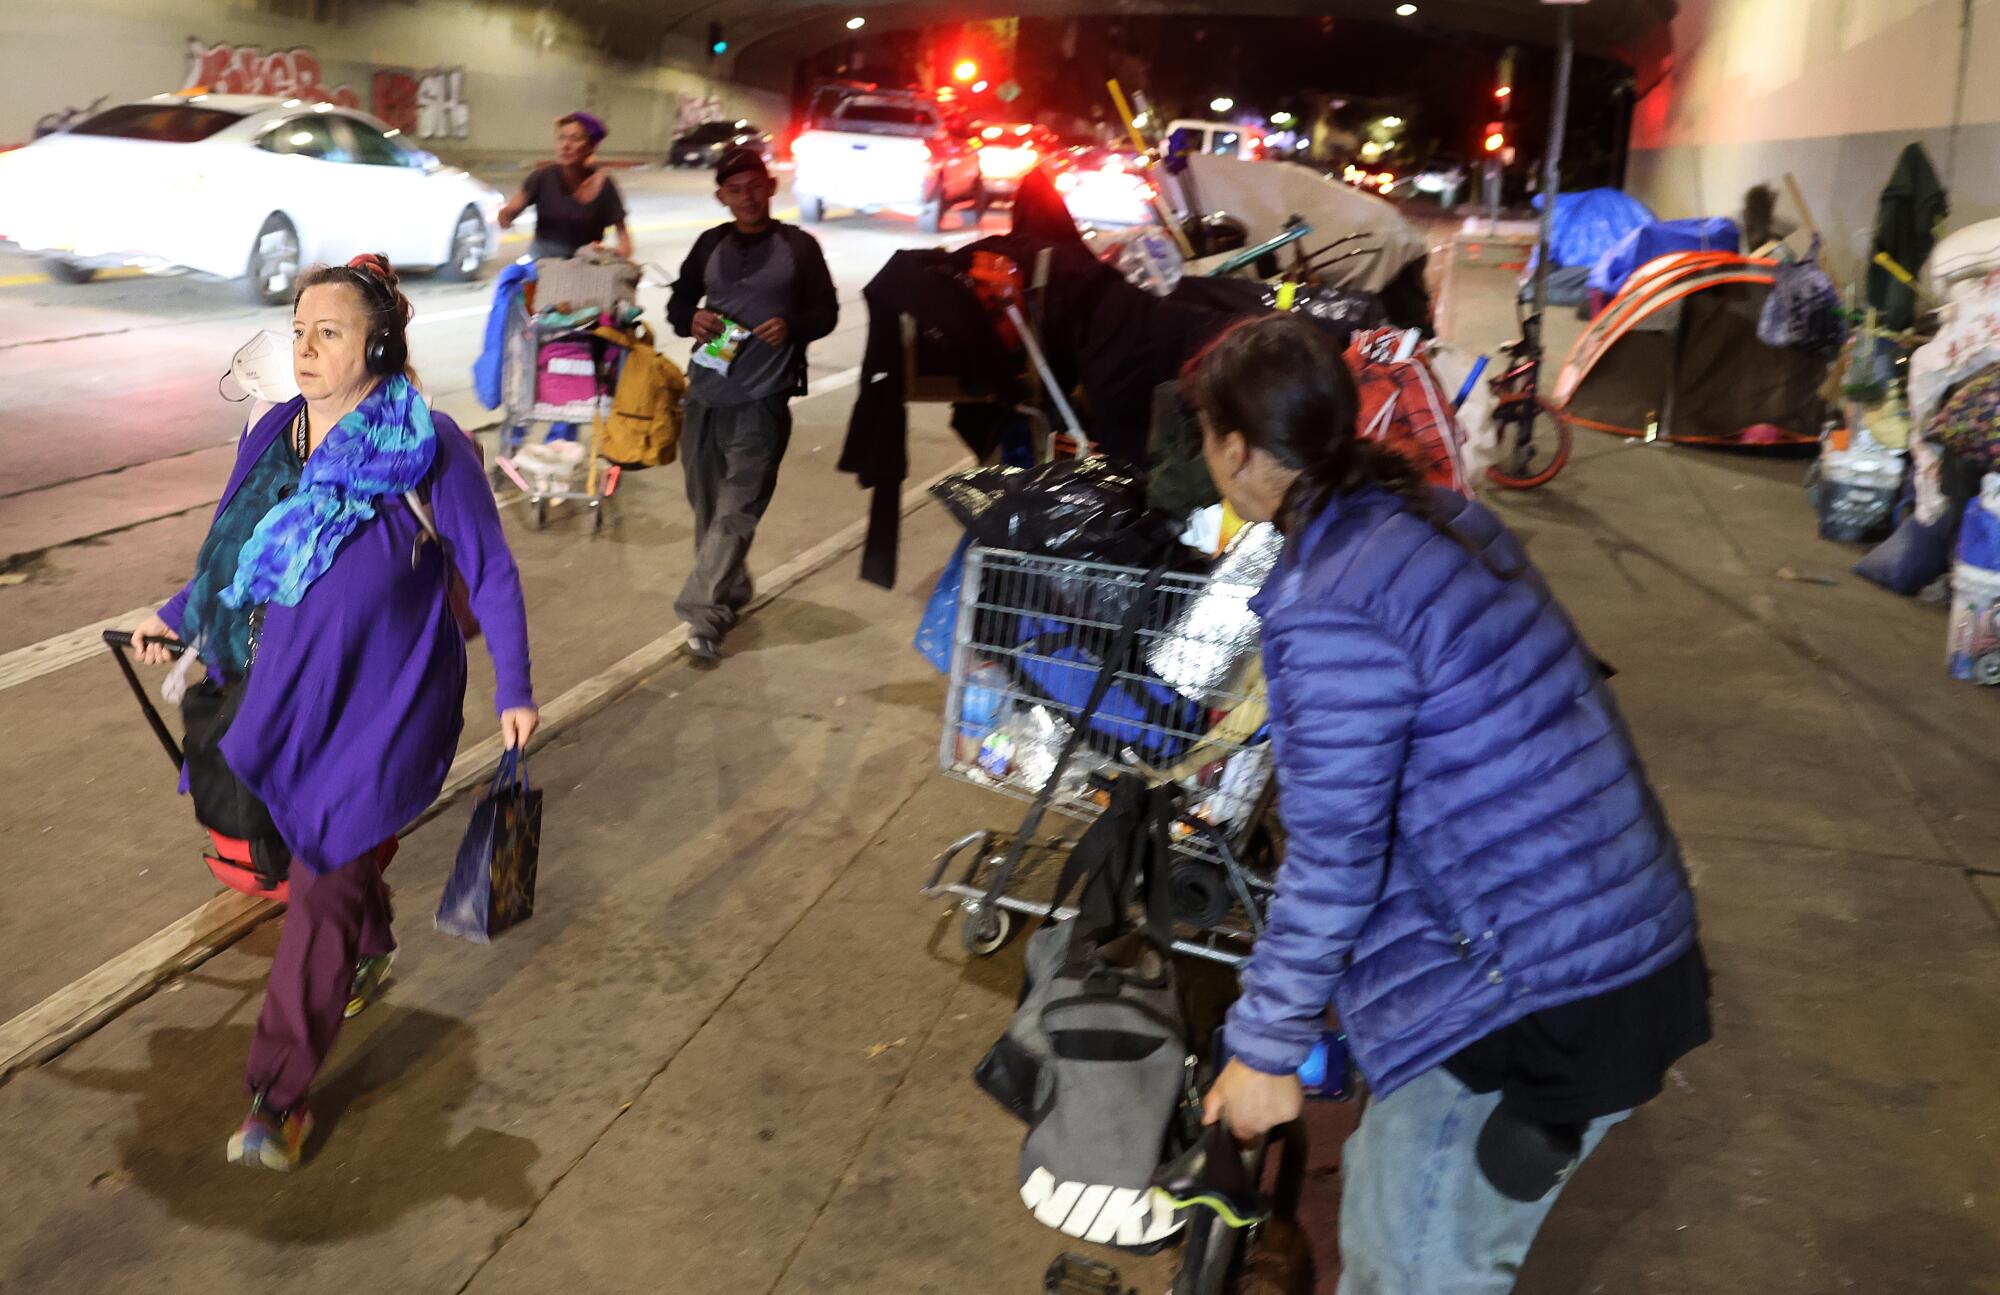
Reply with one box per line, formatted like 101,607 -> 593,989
682,1 -> 1666,56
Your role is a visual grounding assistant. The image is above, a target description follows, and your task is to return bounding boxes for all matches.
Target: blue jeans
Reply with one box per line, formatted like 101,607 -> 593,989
1337,1065 -> 1628,1294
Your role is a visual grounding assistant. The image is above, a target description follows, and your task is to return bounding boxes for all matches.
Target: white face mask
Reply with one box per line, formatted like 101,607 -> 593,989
218,329 -> 301,404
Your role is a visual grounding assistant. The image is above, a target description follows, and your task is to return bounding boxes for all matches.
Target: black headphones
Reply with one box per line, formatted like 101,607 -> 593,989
346,263 -> 408,377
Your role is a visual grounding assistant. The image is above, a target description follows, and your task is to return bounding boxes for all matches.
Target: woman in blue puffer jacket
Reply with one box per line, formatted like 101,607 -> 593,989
1193,316 -> 1710,1293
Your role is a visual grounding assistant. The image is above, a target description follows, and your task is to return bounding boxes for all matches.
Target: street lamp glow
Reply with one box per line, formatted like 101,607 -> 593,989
1210,96 -> 1234,113
1381,115 -> 1405,129
845,15 -> 866,29
1270,110 -> 1296,126
1395,3 -> 1418,16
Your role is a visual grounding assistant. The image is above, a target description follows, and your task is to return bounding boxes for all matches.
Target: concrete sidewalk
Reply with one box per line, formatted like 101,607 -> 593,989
2,388 -> 1999,1292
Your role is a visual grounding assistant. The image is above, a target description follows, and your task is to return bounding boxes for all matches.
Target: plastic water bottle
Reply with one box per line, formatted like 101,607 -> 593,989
959,662 -> 1010,763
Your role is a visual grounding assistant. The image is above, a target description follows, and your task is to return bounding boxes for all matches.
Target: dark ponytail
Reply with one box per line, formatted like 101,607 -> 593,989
1182,313 -> 1439,536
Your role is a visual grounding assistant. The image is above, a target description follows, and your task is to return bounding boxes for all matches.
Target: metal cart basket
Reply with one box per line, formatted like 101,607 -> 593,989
924,544 -> 1280,965
492,294 -> 629,532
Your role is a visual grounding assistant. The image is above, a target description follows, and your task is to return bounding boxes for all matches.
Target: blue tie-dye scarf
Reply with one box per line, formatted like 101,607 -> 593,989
222,376 -> 437,611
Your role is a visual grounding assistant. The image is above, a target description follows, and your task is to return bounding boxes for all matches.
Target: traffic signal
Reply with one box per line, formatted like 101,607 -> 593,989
1483,121 -> 1506,153
708,22 -> 728,57
1496,46 -> 1515,100
954,58 -> 979,83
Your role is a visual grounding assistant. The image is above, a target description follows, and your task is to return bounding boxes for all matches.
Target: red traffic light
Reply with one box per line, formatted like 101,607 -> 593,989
1483,122 -> 1506,152
953,59 -> 979,82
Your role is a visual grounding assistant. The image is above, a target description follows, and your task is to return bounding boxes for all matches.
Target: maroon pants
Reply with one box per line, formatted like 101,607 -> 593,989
244,840 -> 397,1112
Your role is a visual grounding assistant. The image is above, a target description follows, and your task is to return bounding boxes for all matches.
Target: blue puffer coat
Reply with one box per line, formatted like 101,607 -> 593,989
1224,487 -> 1698,1098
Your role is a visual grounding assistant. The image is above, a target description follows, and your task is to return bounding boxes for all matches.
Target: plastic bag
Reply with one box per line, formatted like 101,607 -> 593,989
1101,228 -> 1186,297
1757,239 -> 1845,355
1816,439 -> 1906,543
932,457 -> 1165,564
914,536 -> 972,674
1853,513 -> 1953,595
1958,476 -> 2000,567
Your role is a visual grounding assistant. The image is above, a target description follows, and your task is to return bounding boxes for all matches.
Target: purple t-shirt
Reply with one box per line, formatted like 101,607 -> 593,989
161,399 -> 534,871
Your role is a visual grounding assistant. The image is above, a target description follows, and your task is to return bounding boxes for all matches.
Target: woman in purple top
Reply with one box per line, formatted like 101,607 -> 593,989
130,254 -> 537,1170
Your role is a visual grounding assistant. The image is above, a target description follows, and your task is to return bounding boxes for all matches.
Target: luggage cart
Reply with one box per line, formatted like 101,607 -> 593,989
922,546 -> 1279,964
492,294 -> 628,532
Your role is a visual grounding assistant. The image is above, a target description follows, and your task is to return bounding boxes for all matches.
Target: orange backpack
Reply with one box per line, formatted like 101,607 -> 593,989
1344,328 -> 1472,497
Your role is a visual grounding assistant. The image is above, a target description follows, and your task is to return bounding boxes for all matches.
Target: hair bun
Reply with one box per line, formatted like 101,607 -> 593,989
346,252 -> 399,288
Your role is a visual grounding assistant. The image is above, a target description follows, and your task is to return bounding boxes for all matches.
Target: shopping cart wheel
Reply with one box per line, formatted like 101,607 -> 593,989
590,501 -> 605,534
530,498 -> 548,531
1975,651 -> 2000,687
961,905 -> 1015,957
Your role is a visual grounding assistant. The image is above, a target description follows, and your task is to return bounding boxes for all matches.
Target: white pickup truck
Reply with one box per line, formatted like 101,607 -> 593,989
790,89 -> 985,234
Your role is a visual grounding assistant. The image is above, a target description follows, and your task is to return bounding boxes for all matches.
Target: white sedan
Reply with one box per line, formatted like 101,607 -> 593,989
0,93 -> 502,303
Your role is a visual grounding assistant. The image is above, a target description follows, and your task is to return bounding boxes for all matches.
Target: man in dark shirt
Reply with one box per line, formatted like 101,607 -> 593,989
666,148 -> 838,661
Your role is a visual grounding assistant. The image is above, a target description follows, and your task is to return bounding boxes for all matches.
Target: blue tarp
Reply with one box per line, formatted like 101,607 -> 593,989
1537,188 -> 1655,270
1588,217 -> 1741,300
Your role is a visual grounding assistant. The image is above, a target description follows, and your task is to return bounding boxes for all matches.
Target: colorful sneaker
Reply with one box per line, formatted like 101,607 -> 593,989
345,951 -> 395,1020
226,1094 -> 312,1171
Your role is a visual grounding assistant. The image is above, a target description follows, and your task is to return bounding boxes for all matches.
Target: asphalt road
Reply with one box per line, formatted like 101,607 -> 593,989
0,166 -> 988,1022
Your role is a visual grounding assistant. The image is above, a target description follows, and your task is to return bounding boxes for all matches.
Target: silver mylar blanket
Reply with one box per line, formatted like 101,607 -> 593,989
1147,523 -> 1284,699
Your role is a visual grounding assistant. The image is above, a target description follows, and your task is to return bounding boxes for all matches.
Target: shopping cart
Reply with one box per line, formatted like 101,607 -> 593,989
922,544 -> 1279,965
492,293 -> 630,532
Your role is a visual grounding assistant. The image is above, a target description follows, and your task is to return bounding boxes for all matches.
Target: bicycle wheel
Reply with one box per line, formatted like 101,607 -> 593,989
1485,393 -> 1574,490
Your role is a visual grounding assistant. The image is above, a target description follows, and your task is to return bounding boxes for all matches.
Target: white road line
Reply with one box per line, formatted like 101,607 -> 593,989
0,460 -> 963,1085
807,365 -> 861,398
0,605 -> 163,695
409,303 -> 492,326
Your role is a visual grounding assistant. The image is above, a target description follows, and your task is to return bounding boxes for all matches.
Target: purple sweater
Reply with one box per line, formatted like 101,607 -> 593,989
161,398 -> 534,872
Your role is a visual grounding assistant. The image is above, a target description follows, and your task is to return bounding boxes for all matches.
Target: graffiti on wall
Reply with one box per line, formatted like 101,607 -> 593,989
675,92 -> 724,134
183,37 -> 361,109
371,67 -> 470,139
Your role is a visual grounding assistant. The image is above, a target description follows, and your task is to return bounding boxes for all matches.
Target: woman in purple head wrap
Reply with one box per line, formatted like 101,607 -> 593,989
499,111 -> 633,258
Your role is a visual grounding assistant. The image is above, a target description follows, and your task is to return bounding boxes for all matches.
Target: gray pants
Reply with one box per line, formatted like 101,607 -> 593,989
675,392 -> 793,640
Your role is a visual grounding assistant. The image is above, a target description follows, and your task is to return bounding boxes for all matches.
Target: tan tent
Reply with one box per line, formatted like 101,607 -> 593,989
1178,156 -> 1428,294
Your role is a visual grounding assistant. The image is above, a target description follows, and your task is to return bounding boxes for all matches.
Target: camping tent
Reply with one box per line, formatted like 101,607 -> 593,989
1554,251 -> 1828,445
1177,156 -> 1427,294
